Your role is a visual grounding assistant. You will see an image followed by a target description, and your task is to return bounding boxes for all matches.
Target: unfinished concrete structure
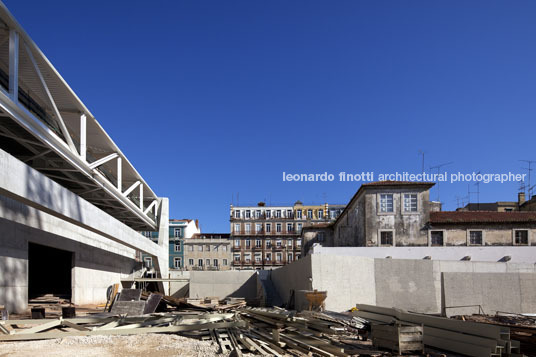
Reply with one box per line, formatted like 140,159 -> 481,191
0,3 -> 168,313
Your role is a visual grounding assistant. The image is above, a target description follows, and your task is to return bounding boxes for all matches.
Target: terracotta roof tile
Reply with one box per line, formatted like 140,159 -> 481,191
430,211 -> 536,224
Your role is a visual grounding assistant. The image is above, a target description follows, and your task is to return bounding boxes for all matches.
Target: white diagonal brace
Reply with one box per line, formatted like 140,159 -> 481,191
123,181 -> 140,197
22,42 -> 78,154
88,153 -> 119,170
144,200 -> 157,215
139,183 -> 143,210
8,29 -> 18,101
80,113 -> 86,161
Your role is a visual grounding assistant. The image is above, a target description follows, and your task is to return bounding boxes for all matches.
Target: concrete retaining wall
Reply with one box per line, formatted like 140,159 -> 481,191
188,271 -> 260,303
271,252 -> 536,315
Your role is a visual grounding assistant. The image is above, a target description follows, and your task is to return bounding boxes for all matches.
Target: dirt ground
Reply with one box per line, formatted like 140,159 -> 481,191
0,334 -> 223,357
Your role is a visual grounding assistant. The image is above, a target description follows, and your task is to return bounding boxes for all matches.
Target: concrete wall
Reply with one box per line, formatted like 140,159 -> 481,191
188,270 -> 260,303
271,251 -> 536,315
311,246 -> 536,264
442,272 -> 536,316
0,199 -> 138,312
271,254 -> 313,309
168,270 -> 190,298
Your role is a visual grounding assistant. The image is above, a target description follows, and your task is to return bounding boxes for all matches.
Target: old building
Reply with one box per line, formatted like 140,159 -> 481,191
183,233 -> 231,270
428,211 -> 536,246
230,202 -> 344,269
456,192 -> 536,212
331,181 -> 439,247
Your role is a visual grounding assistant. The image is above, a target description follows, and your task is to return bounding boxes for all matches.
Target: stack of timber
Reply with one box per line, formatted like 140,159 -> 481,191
455,313 -> 536,356
353,304 -> 523,357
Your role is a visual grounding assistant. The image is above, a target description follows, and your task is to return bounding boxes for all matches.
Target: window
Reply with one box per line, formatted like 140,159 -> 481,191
288,239 -> 293,247
188,259 -> 194,266
318,209 -> 324,219
144,257 -> 152,268
380,231 -> 394,246
255,210 -> 261,218
234,210 -> 241,219
143,231 -> 152,238
307,209 -> 313,219
515,230 -> 528,245
206,245 -> 210,252
198,245 -> 203,252
265,253 -> 272,261
174,228 -> 181,238
245,239 -> 251,248
245,210 -> 251,218
287,223 -> 293,232
504,208 -> 513,212
214,245 -> 218,252
276,253 -> 282,262
266,223 -> 271,233
245,254 -> 251,263
255,223 -> 262,233
198,259 -> 203,267
234,224 -> 240,234
287,253 -> 293,262
318,232 -> 325,242
265,210 -> 271,219
276,240 -> 282,247
431,231 -> 444,246
266,239 -> 272,248
380,194 -> 394,212
234,254 -> 241,262
245,223 -> 251,233
223,259 -> 228,266
213,259 -> 218,267
275,210 -> 281,218
276,223 -> 282,233
173,257 -> 182,269
296,210 -> 302,219
469,231 -> 483,245
188,245 -> 194,252
286,209 -> 293,218
174,242 -> 181,252
295,254 -> 301,260
297,239 -> 302,247
206,259 -> 210,266
222,245 -> 227,252
297,223 -> 302,233
403,193 -> 418,212
235,239 -> 240,247
255,239 -> 262,248
255,253 -> 262,262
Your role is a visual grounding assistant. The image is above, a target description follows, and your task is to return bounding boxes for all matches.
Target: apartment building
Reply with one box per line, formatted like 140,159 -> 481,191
183,233 -> 231,270
230,201 -> 344,269
141,219 -> 200,270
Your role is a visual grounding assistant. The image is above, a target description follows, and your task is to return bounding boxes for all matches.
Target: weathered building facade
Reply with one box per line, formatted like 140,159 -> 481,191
332,181 -> 439,247
230,202 -> 344,269
183,233 -> 231,270
428,211 -> 536,247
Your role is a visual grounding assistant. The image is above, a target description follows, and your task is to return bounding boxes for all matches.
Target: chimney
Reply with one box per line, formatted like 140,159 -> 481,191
518,192 -> 526,205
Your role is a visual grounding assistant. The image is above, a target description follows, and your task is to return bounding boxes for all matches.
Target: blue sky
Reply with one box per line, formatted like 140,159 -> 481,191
5,1 -> 536,232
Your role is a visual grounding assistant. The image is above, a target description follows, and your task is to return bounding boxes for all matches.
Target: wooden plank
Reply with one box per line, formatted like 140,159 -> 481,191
18,319 -> 62,334
0,320 -> 246,341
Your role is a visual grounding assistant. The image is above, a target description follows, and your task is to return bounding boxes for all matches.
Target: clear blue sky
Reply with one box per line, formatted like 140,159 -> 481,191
6,1 -> 536,232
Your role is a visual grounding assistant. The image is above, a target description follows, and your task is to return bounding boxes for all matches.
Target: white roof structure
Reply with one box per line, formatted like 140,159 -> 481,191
0,2 -> 160,230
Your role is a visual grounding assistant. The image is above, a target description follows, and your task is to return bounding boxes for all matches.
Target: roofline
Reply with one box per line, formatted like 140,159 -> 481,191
333,181 -> 436,227
0,2 -> 158,200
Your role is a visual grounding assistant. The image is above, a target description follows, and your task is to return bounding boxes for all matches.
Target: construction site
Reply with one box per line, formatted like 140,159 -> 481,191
1,1 -> 536,356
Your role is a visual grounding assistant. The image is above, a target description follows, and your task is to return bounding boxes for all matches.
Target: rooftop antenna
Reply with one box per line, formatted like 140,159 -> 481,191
418,150 -> 426,173
429,161 -> 453,202
469,171 -> 481,210
520,160 -> 535,198
237,192 -> 239,207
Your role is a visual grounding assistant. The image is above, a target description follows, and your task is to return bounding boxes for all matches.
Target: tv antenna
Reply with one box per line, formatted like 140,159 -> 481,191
429,161 -> 453,202
418,150 -> 426,173
520,160 -> 535,198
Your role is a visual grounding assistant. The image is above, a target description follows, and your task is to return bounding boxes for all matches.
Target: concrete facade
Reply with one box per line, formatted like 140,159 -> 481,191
0,148 -> 168,313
